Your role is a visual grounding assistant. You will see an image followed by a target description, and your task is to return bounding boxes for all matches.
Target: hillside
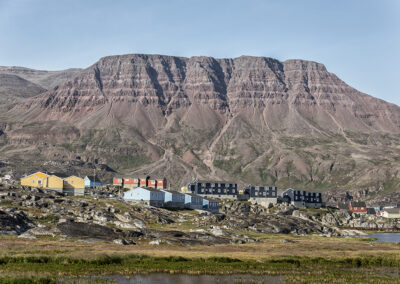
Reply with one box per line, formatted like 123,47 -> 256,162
0,66 -> 82,90
1,54 -> 400,197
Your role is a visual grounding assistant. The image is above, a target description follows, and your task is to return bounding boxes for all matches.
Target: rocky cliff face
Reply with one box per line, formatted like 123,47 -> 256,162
1,54 -> 400,194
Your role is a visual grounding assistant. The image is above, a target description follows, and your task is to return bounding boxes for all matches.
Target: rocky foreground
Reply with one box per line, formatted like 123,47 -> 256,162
1,183 -> 399,245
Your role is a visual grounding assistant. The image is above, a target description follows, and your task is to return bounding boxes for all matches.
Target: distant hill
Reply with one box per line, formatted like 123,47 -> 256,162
1,54 -> 400,198
0,66 -> 82,90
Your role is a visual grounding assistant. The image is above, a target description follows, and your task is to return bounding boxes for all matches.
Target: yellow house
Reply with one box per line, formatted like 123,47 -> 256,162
45,175 -> 63,191
63,176 -> 85,189
20,172 -> 49,188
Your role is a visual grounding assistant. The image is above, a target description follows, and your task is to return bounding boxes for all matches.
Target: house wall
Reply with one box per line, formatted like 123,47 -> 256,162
21,175 -> 47,188
20,172 -> 48,188
46,176 -> 63,190
124,188 -> 150,201
148,179 -> 156,188
84,177 -> 91,188
63,176 -> 85,189
113,178 -> 123,186
156,179 -> 167,189
349,206 -> 367,213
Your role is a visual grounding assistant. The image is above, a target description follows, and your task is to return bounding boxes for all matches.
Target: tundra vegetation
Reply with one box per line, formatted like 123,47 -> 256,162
0,232 -> 400,283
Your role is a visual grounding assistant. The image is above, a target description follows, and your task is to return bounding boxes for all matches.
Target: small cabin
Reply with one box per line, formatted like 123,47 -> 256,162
349,201 -> 367,213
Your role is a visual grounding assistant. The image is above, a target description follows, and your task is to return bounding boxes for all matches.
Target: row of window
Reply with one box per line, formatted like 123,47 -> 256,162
199,183 -> 236,187
252,192 -> 277,197
198,188 -> 237,194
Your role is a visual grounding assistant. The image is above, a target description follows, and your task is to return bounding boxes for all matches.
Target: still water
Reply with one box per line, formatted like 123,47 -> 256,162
78,274 -> 284,284
368,233 -> 400,243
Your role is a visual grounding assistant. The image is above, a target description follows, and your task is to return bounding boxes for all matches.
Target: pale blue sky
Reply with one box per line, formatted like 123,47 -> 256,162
0,0 -> 399,105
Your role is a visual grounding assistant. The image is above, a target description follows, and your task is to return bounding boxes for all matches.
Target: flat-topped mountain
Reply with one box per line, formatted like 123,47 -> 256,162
1,54 -> 400,197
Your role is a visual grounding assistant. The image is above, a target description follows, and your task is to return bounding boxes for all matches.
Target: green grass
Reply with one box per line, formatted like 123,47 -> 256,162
0,255 -> 399,283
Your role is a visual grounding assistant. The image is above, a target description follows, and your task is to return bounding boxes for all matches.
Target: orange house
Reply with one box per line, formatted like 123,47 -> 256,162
113,177 -> 123,186
156,177 -> 167,189
139,176 -> 149,187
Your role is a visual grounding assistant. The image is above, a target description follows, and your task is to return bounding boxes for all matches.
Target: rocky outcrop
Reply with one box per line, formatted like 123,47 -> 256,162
0,208 -> 35,235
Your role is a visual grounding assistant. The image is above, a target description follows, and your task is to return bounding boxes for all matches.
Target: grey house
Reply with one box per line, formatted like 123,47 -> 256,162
187,180 -> 238,199
282,188 -> 322,209
244,185 -> 278,207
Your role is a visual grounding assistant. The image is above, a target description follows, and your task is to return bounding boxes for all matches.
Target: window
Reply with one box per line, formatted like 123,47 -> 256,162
38,180 -> 42,185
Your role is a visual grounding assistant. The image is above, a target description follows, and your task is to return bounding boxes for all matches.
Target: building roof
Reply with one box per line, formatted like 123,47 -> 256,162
350,201 -> 366,207
202,197 -> 219,202
136,187 -> 164,193
196,180 -> 237,184
246,184 -> 276,188
383,208 -> 400,214
161,189 -> 183,195
64,175 -> 84,180
184,193 -> 203,198
23,172 -> 48,179
48,175 -> 63,180
48,172 -> 69,178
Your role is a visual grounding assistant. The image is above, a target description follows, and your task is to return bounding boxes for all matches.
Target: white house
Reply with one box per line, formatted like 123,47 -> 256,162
123,187 -> 164,207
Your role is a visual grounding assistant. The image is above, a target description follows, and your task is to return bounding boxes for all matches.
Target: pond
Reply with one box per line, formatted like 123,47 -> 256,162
73,273 -> 284,284
368,233 -> 400,243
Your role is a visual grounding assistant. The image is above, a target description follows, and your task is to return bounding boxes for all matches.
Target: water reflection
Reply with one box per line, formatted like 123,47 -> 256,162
82,273 -> 284,284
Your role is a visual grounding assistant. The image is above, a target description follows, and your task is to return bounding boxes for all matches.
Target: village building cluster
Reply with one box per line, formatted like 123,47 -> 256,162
337,201 -> 400,219
16,172 -> 400,219
20,172 -> 106,195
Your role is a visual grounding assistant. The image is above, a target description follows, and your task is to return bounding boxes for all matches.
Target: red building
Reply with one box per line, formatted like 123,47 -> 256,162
156,177 -> 167,189
139,176 -> 149,187
113,177 -> 123,186
113,175 -> 166,189
148,178 -> 157,188
349,201 -> 367,213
